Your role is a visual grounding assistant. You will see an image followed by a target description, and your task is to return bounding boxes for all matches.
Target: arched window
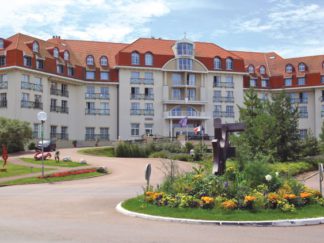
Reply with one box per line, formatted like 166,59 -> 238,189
63,51 -> 69,61
145,53 -> 153,66
226,58 -> 233,70
214,57 -> 221,69
86,55 -> 94,65
171,106 -> 181,116
131,51 -> 140,65
186,106 -> 197,116
53,48 -> 59,58
32,41 -> 39,53
298,62 -> 306,72
285,64 -> 293,73
0,39 -> 4,49
177,42 -> 193,56
259,65 -> 266,75
100,56 -> 108,66
248,65 -> 254,73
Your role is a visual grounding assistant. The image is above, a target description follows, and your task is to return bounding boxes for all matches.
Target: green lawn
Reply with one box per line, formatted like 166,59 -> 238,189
3,172 -> 105,185
123,196 -> 324,221
78,147 -> 115,157
0,162 -> 52,178
21,158 -> 88,167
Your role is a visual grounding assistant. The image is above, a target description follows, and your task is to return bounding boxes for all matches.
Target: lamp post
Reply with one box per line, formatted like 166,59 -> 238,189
37,111 -> 47,177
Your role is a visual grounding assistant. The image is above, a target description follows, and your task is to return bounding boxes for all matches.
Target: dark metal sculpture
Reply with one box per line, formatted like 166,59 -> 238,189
212,118 -> 245,175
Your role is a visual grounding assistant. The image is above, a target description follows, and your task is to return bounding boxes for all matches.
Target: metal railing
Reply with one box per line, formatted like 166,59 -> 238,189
213,82 -> 234,88
130,78 -> 154,85
213,96 -> 234,103
85,108 -> 110,115
130,94 -> 154,100
50,88 -> 69,97
85,134 -> 110,141
50,106 -> 69,114
21,82 -> 43,92
298,112 -> 308,118
130,109 -> 154,116
213,111 -> 235,118
21,100 -> 43,109
0,81 -> 8,89
290,98 -> 308,104
50,133 -> 69,140
85,93 -> 110,100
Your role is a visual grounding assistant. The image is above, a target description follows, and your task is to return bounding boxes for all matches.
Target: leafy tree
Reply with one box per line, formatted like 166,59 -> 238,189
319,121 -> 324,149
300,131 -> 320,157
0,116 -> 32,153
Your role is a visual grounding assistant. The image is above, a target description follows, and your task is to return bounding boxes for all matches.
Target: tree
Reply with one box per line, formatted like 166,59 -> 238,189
300,131 -> 320,157
0,117 -> 32,153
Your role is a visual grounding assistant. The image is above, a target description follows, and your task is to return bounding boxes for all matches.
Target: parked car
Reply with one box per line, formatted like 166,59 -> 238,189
35,140 -> 56,152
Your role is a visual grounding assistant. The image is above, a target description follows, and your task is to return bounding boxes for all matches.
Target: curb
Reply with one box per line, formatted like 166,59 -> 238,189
116,202 -> 324,227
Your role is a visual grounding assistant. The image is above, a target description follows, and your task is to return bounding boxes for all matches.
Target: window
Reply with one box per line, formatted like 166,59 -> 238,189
260,65 -> 266,75
21,93 -> 29,107
56,64 -> 64,74
61,84 -> 68,97
0,39 -> 3,49
33,124 -> 41,138
176,42 -> 193,56
86,55 -> 94,65
32,41 -> 39,53
23,56 -> 32,67
248,65 -> 254,73
100,72 -> 109,80
144,87 -> 153,99
50,98 -> 57,111
34,77 -> 42,92
50,126 -> 57,139
36,59 -> 44,69
131,123 -> 140,136
145,124 -> 153,135
130,71 -> 140,83
284,78 -> 292,86
145,103 -> 153,111
86,71 -> 95,80
187,74 -> 195,86
131,102 -> 140,115
61,126 -> 68,140
187,89 -> 196,100
0,74 -> 8,88
53,48 -> 59,58
100,102 -> 109,115
0,93 -> 7,107
100,87 -> 109,99
298,63 -> 306,72
226,58 -> 233,70
214,105 -> 221,117
22,74 -> 30,83
100,127 -> 109,140
297,77 -> 306,85
86,102 -> 95,114
63,51 -> 69,61
144,72 -> 153,84
67,67 -> 74,76
86,86 -> 95,97
61,100 -> 68,113
0,56 -> 5,66
226,75 -> 234,85
171,106 -> 181,116
213,90 -> 221,102
131,87 -> 140,99
285,64 -> 293,73
214,57 -> 221,70
299,129 -> 308,139
321,105 -> 324,117
250,79 -> 257,87
85,127 -> 95,140
321,76 -> 324,83
260,92 -> 268,101
261,79 -> 268,88
226,105 -> 234,117
178,58 -> 192,70
172,88 -> 181,100
100,56 -> 108,66
131,52 -> 140,65
145,53 -> 153,66
34,94 -> 42,109
213,76 -> 221,87
172,73 -> 182,85
186,106 -> 197,116
299,92 -> 308,103
298,106 -> 308,118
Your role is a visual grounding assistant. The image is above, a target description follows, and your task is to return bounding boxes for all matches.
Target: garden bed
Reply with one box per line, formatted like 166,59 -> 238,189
21,157 -> 89,167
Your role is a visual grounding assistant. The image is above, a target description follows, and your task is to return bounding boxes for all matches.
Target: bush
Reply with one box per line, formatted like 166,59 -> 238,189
28,142 -> 36,150
149,150 -> 170,158
171,153 -> 193,162
184,142 -> 194,153
114,142 -> 150,158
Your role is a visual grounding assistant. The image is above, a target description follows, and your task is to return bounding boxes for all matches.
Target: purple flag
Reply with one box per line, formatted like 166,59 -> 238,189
179,117 -> 188,127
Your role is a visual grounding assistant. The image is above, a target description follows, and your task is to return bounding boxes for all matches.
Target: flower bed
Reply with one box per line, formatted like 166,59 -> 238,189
40,168 -> 97,179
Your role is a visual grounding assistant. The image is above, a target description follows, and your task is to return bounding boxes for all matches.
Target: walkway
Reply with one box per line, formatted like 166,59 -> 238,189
0,148 -> 323,243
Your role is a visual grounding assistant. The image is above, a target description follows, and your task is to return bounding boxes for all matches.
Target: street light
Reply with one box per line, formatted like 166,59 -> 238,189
37,111 -> 47,177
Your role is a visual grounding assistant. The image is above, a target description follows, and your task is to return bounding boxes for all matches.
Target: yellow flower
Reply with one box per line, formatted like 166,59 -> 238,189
300,192 -> 312,199
284,194 -> 297,200
201,196 -> 214,204
244,195 -> 256,204
221,200 -> 237,209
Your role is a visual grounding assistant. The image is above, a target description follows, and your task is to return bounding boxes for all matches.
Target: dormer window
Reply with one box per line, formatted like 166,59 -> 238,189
248,65 -> 254,74
145,53 -> 153,66
0,39 -> 4,49
226,58 -> 233,70
131,51 -> 140,65
285,64 -> 293,73
53,48 -> 59,58
63,51 -> 69,61
298,63 -> 306,72
177,42 -> 193,56
86,55 -> 94,65
214,57 -> 221,70
32,41 -> 39,53
260,65 -> 266,75
100,56 -> 108,66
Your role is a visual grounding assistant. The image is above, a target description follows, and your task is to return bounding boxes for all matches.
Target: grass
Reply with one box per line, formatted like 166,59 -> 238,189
0,162 -> 52,178
123,196 -> 324,221
78,147 -> 115,157
3,172 -> 105,185
21,158 -> 88,167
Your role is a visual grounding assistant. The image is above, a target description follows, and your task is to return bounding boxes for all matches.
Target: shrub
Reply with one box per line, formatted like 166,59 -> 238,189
184,142 -> 194,153
28,142 -> 36,150
149,150 -> 169,158
171,153 -> 193,162
114,142 -> 150,158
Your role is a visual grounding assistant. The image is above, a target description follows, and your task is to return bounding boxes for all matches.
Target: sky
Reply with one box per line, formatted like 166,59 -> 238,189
1,0 -> 324,58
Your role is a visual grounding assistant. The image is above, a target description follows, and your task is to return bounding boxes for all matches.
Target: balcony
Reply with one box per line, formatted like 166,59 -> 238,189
85,108 -> 110,115
213,82 -> 234,88
130,94 -> 154,100
0,100 -> 7,108
50,106 -> 69,114
163,97 -> 207,105
21,82 -> 43,92
85,134 -> 110,141
298,112 -> 308,118
50,88 -> 69,97
290,98 -> 308,104
164,111 -> 209,120
0,81 -> 8,89
213,111 -> 235,118
213,96 -> 234,103
130,109 -> 154,116
171,81 -> 196,88
21,100 -> 43,109
130,78 -> 154,85
50,133 -> 69,140
85,93 -> 110,100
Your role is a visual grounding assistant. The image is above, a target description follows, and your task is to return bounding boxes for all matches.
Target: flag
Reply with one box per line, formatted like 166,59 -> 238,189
194,125 -> 201,134
179,117 -> 188,127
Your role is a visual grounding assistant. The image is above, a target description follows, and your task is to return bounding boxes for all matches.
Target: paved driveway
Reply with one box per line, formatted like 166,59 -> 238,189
0,148 -> 323,243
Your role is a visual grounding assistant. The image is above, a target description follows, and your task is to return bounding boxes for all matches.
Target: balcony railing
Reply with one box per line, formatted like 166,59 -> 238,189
130,78 -> 154,85
85,108 -> 110,115
172,82 -> 196,87
290,98 -> 308,104
130,109 -> 154,116
213,82 -> 234,88
298,112 -> 308,118
0,81 -> 8,89
50,88 -> 69,97
21,82 -> 43,92
85,134 -> 110,141
130,94 -> 154,100
50,106 -> 69,114
50,133 -> 69,140
21,100 -> 43,109
213,96 -> 234,103
85,93 -> 110,100
0,100 -> 7,108
213,111 -> 235,118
